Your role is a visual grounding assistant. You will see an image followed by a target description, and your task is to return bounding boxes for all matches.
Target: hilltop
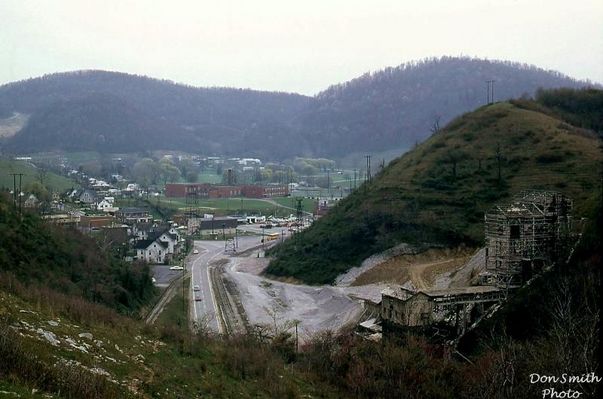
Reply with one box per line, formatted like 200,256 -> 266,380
0,57 -> 595,158
267,89 -> 603,284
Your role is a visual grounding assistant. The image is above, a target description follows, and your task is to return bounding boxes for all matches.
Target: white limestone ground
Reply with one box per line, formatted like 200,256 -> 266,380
225,256 -> 363,342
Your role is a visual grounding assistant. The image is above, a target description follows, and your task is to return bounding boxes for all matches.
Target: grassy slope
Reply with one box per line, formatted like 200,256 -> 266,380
0,158 -> 76,193
0,193 -> 155,314
267,101 -> 603,284
0,275 -> 340,398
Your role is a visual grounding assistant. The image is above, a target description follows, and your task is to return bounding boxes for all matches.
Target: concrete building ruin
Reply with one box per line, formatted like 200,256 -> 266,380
380,286 -> 505,337
484,190 -> 572,287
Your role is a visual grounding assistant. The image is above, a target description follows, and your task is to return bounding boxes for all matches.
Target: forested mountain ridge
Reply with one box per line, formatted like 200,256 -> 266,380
0,57 -> 597,158
297,57 -> 595,156
267,89 -> 603,284
0,70 -> 310,157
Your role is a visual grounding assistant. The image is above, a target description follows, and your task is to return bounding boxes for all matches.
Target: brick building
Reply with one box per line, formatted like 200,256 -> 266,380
165,183 -> 288,199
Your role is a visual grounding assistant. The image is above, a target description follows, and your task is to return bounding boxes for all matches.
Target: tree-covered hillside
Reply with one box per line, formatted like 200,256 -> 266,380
267,90 -> 603,284
297,57 -> 594,157
0,70 -> 310,157
0,192 -> 155,313
0,57 -> 596,158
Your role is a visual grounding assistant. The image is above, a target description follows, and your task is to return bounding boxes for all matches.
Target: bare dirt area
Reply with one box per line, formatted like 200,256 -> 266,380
0,112 -> 28,138
224,255 -> 363,342
216,245 -> 482,342
351,247 -> 474,289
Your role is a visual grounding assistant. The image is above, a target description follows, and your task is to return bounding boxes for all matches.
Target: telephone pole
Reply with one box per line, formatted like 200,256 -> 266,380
486,80 -> 496,104
365,155 -> 372,184
10,173 -> 24,214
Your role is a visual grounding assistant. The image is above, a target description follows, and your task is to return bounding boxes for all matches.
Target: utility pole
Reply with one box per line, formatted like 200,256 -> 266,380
295,198 -> 304,234
486,80 -> 496,104
365,155 -> 371,184
10,173 -> 24,215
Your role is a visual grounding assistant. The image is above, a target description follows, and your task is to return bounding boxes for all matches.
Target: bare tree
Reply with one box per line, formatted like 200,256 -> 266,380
430,114 -> 442,134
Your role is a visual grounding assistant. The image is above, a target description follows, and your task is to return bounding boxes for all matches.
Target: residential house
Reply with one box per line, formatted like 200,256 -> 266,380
78,189 -> 98,204
97,197 -> 119,213
134,239 -> 168,264
23,194 -> 39,208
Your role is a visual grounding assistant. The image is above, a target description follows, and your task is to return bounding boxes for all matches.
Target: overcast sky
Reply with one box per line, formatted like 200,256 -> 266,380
0,0 -> 601,95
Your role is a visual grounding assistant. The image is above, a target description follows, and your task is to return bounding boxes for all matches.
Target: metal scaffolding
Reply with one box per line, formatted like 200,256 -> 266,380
484,190 -> 572,287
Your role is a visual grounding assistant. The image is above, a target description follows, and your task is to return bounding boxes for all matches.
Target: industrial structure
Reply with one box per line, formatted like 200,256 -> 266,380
483,190 -> 573,287
367,190 -> 575,343
381,286 -> 505,337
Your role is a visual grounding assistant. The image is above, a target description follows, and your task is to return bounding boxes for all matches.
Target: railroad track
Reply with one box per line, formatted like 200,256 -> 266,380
145,273 -> 185,325
208,260 -> 246,335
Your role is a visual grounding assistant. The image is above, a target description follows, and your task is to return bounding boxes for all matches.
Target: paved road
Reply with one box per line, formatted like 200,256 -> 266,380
189,236 -> 264,333
152,266 -> 182,287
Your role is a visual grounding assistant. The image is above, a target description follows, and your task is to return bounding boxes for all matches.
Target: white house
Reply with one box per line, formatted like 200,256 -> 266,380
96,197 -> 119,212
134,239 -> 168,264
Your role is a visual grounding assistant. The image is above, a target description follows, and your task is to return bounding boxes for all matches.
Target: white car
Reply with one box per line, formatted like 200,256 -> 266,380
193,249 -> 199,254
169,265 -> 184,271
193,285 -> 200,292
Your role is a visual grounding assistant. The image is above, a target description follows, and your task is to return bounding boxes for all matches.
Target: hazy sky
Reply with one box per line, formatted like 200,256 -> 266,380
1,0 -> 601,95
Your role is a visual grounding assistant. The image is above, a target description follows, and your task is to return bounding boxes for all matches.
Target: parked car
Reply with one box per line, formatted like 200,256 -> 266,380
169,265 -> 184,271
193,285 -> 200,291
193,249 -> 199,254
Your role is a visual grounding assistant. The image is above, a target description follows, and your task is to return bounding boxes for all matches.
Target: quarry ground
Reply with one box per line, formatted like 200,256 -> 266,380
215,241 -> 486,342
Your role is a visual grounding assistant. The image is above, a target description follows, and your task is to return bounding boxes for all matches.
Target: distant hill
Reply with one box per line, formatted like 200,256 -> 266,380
0,57 -> 597,158
266,89 -> 603,284
297,57 -> 596,157
0,71 -> 310,157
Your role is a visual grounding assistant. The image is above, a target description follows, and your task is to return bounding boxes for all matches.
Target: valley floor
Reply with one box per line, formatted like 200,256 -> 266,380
187,236 -> 486,342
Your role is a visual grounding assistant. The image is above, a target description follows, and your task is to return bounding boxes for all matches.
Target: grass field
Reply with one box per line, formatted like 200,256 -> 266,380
272,196 -> 316,213
196,170 -> 223,184
0,158 -> 76,193
137,195 -> 316,217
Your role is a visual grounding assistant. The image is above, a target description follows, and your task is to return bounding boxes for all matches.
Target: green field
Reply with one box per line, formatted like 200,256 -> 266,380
0,158 -> 76,193
196,170 -> 223,184
272,196 -> 316,213
119,196 -> 311,217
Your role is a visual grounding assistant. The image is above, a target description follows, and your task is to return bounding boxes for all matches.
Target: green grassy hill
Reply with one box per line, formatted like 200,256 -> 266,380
267,94 -> 603,284
0,158 -> 76,193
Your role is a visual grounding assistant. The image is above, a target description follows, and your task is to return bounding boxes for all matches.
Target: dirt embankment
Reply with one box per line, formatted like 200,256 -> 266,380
351,247 -> 474,289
